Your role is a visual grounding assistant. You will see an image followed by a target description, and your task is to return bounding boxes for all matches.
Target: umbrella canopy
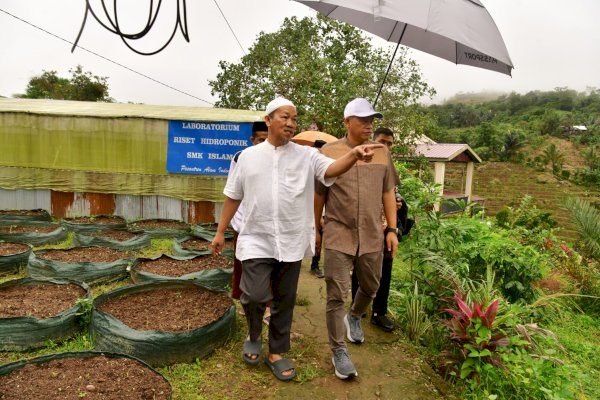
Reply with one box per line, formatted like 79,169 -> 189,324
292,130 -> 338,147
294,0 -> 513,75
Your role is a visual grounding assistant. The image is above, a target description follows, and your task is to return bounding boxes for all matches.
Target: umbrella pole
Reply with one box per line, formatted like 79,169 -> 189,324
374,41 -> 400,107
374,24 -> 407,107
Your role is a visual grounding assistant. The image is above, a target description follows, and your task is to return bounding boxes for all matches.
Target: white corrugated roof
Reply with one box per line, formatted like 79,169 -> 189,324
0,98 -> 264,122
572,125 -> 587,131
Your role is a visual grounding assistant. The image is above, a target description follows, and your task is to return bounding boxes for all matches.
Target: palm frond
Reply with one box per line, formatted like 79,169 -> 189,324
564,197 -> 600,259
407,248 -> 460,282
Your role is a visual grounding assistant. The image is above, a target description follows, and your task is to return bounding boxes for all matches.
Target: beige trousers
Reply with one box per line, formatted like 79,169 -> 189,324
324,249 -> 383,351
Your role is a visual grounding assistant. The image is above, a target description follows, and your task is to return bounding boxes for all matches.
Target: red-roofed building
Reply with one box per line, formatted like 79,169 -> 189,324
411,142 -> 482,213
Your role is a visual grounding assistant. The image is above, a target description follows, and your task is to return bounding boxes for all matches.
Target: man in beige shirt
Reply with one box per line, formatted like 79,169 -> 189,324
315,98 -> 400,380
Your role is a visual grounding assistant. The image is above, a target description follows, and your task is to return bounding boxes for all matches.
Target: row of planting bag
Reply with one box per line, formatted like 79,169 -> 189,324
0,277 -> 235,367
0,210 -> 227,245
1,212 -> 237,394
1,245 -> 234,290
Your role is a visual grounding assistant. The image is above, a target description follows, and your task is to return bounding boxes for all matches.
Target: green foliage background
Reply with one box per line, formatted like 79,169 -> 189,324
209,15 -> 435,143
15,65 -> 113,102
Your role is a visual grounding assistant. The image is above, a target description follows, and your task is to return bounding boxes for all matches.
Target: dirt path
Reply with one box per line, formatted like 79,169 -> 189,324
267,261 -> 453,400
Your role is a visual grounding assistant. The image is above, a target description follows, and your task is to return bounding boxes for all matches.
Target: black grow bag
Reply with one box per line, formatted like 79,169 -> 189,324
73,230 -> 151,251
0,278 -> 91,351
90,280 -> 235,366
0,224 -> 67,246
0,209 -> 51,224
170,235 -> 235,259
130,254 -> 233,290
61,215 -> 127,233
126,219 -> 190,239
0,351 -> 172,399
0,242 -> 32,275
27,248 -> 134,285
170,235 -> 212,257
191,223 -> 234,241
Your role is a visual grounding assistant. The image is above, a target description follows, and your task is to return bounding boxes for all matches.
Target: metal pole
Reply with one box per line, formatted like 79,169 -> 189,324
373,24 -> 407,107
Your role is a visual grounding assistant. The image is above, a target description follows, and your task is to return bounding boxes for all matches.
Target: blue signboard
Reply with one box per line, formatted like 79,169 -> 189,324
167,120 -> 253,175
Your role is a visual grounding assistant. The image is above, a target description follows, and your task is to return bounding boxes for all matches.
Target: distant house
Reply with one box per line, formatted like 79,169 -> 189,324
563,125 -> 588,135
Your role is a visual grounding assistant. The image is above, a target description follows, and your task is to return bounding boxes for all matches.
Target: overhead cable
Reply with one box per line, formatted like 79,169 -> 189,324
212,0 -> 246,55
0,7 -> 213,105
72,0 -> 191,56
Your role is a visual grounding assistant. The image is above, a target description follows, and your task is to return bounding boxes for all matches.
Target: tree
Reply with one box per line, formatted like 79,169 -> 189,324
15,65 -> 113,102
542,143 -> 565,173
538,109 -> 561,136
472,122 -> 502,160
209,15 -> 435,142
499,130 -> 525,161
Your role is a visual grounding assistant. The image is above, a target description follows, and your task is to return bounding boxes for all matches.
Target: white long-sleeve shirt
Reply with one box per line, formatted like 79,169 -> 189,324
224,140 -> 335,262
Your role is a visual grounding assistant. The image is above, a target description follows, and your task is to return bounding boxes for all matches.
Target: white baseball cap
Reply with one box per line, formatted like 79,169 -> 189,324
265,97 -> 296,116
343,98 -> 383,119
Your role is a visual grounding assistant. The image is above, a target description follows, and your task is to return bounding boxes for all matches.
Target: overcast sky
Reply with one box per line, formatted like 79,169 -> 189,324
1,0 -> 599,107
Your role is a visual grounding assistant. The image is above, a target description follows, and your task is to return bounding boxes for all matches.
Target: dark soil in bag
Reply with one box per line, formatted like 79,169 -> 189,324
136,255 -> 233,278
97,286 -> 231,332
0,353 -> 171,400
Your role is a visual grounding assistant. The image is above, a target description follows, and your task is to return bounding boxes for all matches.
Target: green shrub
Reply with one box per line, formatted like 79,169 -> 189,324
439,285 -> 578,400
495,207 -> 512,229
408,213 -> 546,303
573,167 -> 600,186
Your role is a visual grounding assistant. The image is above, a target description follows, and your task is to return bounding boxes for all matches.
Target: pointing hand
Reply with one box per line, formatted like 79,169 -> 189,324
352,143 -> 384,162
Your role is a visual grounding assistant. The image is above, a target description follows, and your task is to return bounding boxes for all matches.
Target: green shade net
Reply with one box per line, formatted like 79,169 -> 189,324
0,99 -> 264,202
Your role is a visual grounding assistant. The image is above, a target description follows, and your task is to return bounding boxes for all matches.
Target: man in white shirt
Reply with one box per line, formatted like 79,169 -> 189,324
212,97 -> 382,382
230,121 -> 268,302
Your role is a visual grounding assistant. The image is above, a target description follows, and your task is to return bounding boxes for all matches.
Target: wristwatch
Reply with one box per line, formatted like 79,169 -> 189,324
384,227 -> 398,235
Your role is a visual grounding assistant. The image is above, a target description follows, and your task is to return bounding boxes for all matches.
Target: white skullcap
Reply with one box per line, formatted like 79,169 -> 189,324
265,97 -> 296,116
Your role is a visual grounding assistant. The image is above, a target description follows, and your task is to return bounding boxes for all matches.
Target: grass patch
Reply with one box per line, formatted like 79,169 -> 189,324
0,269 -> 27,284
136,238 -> 174,259
33,231 -> 75,251
546,311 -> 600,399
0,333 -> 93,364
92,278 -> 134,297
159,313 -> 327,399
295,296 -> 311,307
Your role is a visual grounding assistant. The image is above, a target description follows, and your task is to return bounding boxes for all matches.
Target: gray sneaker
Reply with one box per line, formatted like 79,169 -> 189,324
344,313 -> 364,343
332,348 -> 358,379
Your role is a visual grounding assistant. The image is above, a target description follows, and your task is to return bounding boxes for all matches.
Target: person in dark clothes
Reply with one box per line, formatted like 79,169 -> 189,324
309,139 -> 328,278
350,127 -> 412,332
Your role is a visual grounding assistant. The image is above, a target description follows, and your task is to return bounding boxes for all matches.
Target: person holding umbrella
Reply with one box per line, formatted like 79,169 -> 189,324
212,97 -> 383,382
315,98 -> 400,380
